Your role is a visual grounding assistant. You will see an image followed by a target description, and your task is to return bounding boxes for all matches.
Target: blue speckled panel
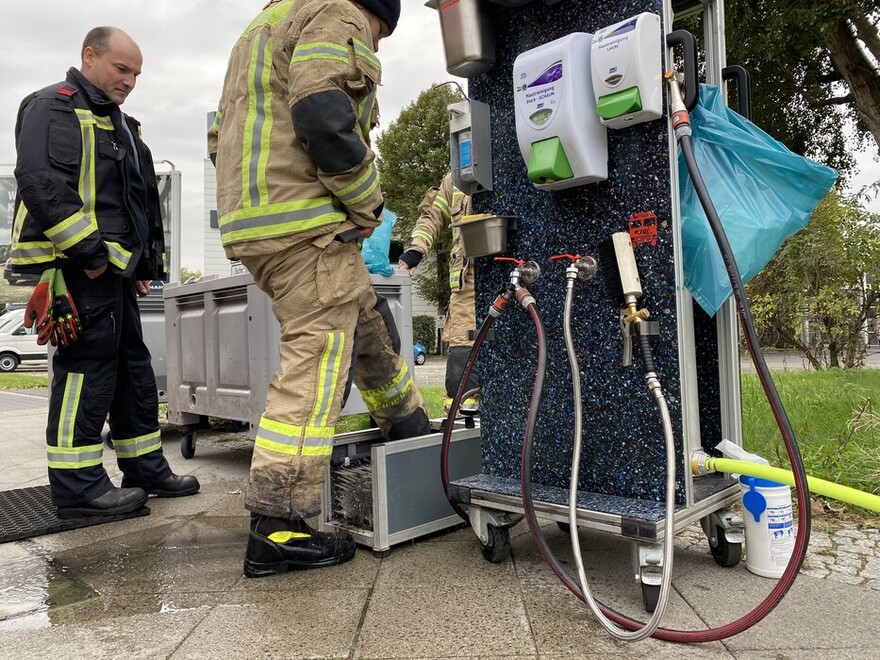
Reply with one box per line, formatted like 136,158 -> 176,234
463,0 -> 722,508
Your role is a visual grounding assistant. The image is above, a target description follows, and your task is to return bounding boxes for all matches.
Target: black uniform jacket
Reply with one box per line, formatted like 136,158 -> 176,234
13,67 -> 165,280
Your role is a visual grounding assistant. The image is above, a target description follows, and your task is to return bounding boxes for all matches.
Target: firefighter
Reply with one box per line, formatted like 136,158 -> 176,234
398,172 -> 479,414
12,27 -> 200,518
209,0 -> 430,578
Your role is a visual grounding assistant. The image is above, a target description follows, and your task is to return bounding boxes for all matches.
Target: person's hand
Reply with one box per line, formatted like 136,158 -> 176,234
24,268 -> 56,346
358,227 -> 375,239
51,271 -> 82,347
135,280 -> 150,297
85,263 -> 108,279
397,250 -> 422,277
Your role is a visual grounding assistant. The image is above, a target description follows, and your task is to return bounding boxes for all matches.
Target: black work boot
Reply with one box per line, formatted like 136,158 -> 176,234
243,514 -> 356,578
386,408 -> 431,440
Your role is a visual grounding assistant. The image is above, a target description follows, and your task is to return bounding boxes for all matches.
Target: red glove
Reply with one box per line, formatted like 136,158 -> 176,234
24,268 -> 56,346
51,271 -> 82,347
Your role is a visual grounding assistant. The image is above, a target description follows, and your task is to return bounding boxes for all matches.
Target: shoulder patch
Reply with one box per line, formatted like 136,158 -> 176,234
55,85 -> 78,100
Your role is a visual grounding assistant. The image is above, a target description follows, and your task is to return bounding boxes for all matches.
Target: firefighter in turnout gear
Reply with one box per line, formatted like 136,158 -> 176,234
209,0 -> 429,577
12,27 -> 199,518
398,172 -> 479,414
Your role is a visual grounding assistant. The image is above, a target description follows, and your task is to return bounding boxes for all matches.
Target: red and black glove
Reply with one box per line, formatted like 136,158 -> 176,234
51,271 -> 82,347
24,268 -> 56,346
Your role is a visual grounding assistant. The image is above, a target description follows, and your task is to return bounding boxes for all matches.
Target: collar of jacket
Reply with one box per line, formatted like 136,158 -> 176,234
65,67 -> 118,113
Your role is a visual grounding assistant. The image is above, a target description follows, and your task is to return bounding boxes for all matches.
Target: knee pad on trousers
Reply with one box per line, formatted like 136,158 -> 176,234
445,345 -> 480,401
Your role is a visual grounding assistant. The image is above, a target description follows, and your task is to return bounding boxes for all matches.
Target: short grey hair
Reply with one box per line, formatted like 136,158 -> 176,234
82,26 -> 115,59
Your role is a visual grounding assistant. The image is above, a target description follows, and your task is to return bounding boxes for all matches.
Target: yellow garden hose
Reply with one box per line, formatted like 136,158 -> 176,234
692,452 -> 880,513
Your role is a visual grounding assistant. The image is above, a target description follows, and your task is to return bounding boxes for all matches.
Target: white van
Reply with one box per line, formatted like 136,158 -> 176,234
0,308 -> 48,372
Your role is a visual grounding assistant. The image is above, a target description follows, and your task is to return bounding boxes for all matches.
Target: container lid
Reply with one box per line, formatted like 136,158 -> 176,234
739,474 -> 787,489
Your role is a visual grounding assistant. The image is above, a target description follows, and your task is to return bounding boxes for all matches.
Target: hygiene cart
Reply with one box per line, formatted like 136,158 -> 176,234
433,0 -> 747,614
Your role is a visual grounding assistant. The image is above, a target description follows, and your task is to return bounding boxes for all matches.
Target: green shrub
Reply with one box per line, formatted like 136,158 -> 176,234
413,315 -> 437,353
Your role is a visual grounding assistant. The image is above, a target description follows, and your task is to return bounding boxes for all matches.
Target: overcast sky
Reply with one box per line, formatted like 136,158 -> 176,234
0,0 -> 456,269
1,1 -> 877,271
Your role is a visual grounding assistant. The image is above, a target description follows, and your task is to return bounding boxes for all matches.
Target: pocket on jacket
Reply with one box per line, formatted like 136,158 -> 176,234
48,121 -> 80,171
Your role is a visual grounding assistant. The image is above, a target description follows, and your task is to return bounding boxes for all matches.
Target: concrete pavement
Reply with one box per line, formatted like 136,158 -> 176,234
1,389 -> 879,659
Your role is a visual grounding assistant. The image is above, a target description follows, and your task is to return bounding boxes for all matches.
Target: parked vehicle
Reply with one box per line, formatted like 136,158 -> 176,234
413,342 -> 427,366
3,258 -> 39,287
0,308 -> 48,372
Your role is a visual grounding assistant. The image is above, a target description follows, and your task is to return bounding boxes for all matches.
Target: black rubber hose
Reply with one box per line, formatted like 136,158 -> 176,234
441,311 -> 497,523
636,331 -> 657,374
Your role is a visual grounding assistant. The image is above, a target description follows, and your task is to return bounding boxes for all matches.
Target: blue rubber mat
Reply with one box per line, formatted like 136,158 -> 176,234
0,485 -> 149,544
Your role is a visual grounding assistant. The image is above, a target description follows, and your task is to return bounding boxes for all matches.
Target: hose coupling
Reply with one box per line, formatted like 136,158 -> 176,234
515,286 -> 536,309
664,70 -> 692,139
690,450 -> 714,476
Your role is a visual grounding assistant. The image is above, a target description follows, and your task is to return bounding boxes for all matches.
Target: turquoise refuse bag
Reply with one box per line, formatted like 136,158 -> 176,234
679,84 -> 838,316
362,208 -> 397,276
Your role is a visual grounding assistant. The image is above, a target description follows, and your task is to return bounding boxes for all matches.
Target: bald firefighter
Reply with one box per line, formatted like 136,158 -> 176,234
398,172 -> 479,414
209,0 -> 429,578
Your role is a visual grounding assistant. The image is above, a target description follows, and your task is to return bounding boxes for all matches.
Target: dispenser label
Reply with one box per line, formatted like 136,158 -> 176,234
516,61 -> 562,129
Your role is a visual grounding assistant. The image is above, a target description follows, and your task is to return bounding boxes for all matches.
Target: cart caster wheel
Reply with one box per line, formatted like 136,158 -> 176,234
181,433 -> 196,459
709,525 -> 742,567
642,582 -> 660,613
373,549 -> 391,559
230,420 -> 249,433
102,430 -> 114,450
479,524 -> 510,563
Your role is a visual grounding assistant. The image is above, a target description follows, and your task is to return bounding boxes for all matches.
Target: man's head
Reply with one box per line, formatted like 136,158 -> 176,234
352,0 -> 399,50
80,26 -> 142,105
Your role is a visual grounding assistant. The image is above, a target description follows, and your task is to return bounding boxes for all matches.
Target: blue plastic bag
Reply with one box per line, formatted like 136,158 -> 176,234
679,84 -> 838,316
361,208 -> 397,276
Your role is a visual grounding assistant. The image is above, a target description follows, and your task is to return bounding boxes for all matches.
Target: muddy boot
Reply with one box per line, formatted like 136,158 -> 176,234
243,514 -> 356,578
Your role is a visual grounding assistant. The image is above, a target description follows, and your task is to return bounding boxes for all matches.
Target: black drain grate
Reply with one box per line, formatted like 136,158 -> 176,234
0,485 -> 149,544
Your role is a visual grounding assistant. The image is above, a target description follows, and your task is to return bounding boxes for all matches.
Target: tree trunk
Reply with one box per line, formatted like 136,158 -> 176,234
822,17 -> 880,152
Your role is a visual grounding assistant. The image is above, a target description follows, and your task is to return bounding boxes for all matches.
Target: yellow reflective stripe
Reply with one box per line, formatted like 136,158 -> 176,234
47,443 -> 104,470
268,531 -> 311,543
449,269 -> 462,289
113,430 -> 162,459
352,38 -> 380,70
211,110 -> 223,133
335,164 -> 379,207
74,110 -> 99,242
433,194 -> 452,221
310,332 -> 345,427
73,108 -> 114,131
44,211 -> 98,251
245,0 -> 293,32
253,417 -> 334,457
242,31 -> 274,208
291,41 -> 350,66
12,240 -> 58,265
57,373 -> 84,449
358,84 -> 377,132
219,199 -> 346,244
360,363 -> 414,411
412,229 -> 434,247
104,241 -> 132,270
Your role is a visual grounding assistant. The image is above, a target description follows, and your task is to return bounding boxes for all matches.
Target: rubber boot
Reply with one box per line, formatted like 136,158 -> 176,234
243,514 -> 356,578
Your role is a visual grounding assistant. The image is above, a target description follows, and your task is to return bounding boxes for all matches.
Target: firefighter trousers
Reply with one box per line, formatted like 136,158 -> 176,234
47,267 -> 171,507
241,232 -> 428,520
